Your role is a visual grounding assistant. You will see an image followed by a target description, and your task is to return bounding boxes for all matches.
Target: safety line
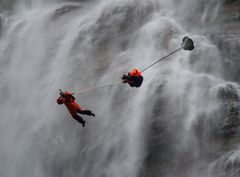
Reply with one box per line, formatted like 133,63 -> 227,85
65,47 -> 183,95
73,80 -> 122,95
140,47 -> 182,73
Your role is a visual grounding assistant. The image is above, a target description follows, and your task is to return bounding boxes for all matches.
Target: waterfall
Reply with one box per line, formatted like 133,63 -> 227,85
0,0 -> 239,177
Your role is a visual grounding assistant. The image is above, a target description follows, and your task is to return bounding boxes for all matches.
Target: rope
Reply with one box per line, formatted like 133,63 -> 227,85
140,47 -> 182,73
62,47 -> 183,95
73,80 -> 122,95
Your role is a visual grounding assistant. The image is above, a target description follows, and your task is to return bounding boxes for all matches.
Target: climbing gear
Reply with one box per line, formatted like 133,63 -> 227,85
59,36 -> 194,94
72,81 -> 122,95
140,36 -> 194,73
140,47 -> 182,73
182,36 -> 194,50
122,68 -> 144,87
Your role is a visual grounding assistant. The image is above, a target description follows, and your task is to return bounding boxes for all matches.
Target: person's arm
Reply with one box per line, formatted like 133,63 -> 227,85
122,73 -> 131,82
57,97 -> 64,104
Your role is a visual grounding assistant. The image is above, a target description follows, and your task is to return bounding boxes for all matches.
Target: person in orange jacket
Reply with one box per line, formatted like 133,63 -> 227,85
122,68 -> 143,87
57,90 -> 95,127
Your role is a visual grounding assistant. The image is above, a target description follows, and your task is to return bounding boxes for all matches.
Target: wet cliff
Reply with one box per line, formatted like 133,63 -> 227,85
0,1 -> 239,177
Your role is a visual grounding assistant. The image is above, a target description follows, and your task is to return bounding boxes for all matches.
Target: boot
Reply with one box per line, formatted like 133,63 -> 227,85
91,112 -> 95,117
82,121 -> 86,127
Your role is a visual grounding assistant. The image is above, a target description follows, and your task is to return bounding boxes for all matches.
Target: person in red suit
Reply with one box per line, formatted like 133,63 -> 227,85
57,90 -> 95,127
122,68 -> 143,87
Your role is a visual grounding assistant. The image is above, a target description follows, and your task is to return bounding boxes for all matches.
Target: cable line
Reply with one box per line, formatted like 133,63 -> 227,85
140,47 -> 182,73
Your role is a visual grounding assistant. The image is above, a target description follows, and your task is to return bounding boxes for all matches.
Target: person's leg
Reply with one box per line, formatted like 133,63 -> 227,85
128,82 -> 135,87
72,115 -> 86,127
133,76 -> 143,87
128,77 -> 136,87
77,109 -> 95,117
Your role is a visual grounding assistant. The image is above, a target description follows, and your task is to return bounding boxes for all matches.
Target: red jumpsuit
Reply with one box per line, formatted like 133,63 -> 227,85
129,68 -> 142,77
57,92 -> 80,116
57,92 -> 95,127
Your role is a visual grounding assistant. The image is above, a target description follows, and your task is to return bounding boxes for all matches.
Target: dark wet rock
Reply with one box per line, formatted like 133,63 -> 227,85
89,1 -> 158,47
217,84 -> 240,101
0,16 -> 2,35
212,32 -> 240,82
125,1 -> 240,177
224,0 -> 239,4
208,1 -> 240,82
0,0 -> 15,11
63,0 -> 95,2
221,106 -> 240,138
217,84 -> 240,140
52,4 -> 81,20
141,80 -> 240,177
211,147 -> 240,177
68,1 -> 159,76
138,87 -> 178,177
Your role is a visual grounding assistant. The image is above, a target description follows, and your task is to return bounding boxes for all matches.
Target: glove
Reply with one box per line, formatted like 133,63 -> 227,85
122,74 -> 128,80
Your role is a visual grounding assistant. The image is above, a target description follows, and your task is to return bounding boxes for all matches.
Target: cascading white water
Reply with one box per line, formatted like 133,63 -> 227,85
0,0 -> 239,177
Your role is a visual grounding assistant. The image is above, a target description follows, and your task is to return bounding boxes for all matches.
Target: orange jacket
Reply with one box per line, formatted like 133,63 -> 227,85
129,68 -> 142,77
57,92 -> 81,116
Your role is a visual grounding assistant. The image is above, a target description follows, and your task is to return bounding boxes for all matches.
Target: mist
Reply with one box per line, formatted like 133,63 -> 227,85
0,0 -> 239,177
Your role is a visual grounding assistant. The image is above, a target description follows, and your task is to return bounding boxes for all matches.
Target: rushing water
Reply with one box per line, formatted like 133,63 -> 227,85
0,0 -> 239,177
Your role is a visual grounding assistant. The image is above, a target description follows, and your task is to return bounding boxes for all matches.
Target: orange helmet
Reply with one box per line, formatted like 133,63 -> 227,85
129,68 -> 142,77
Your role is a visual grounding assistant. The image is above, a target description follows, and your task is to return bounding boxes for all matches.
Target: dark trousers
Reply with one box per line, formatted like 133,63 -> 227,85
72,114 -> 85,124
128,76 -> 143,87
72,109 -> 93,125
77,109 -> 93,116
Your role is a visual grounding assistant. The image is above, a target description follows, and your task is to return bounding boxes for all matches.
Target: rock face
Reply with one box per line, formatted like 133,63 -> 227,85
140,1 -> 240,177
0,1 -> 239,177
210,1 -> 240,82
218,84 -> 240,139
0,16 -> 2,35
224,0 -> 239,4
0,0 -> 15,11
52,5 -> 81,20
